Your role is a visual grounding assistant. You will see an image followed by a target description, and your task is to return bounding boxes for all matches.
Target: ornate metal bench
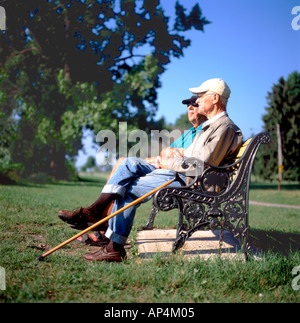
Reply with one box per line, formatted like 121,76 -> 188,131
142,132 -> 271,258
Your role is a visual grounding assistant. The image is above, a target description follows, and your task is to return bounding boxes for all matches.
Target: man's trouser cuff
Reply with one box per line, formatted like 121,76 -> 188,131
105,228 -> 127,245
101,184 -> 126,198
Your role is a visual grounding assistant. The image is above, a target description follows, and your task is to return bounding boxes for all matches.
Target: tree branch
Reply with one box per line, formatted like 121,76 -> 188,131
114,54 -> 146,63
16,47 -> 39,55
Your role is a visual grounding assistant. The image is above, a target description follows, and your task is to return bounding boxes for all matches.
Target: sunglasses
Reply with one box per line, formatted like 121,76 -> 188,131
187,102 -> 199,107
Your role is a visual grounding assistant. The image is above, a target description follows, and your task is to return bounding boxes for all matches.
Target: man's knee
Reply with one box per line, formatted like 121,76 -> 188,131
124,157 -> 147,167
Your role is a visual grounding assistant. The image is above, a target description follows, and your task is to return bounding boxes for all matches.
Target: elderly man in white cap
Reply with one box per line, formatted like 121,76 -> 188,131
58,78 -> 243,262
166,78 -> 243,177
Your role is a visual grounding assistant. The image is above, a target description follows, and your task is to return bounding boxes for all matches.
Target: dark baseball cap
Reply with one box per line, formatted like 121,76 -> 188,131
182,96 -> 198,107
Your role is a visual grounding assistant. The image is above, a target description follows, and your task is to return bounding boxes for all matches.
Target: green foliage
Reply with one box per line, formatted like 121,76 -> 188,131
253,71 -> 300,181
174,1 -> 210,32
80,156 -> 96,172
0,0 -> 210,181
172,112 -> 191,131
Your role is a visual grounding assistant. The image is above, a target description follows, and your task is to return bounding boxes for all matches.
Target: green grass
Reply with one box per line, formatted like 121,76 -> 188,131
0,174 -> 300,303
250,182 -> 300,206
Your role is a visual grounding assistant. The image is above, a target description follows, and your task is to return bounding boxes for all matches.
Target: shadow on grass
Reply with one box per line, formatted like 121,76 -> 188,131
250,229 -> 300,255
2,178 -> 107,189
24,175 -> 108,188
51,176 -> 108,187
1,172 -> 109,188
250,183 -> 300,190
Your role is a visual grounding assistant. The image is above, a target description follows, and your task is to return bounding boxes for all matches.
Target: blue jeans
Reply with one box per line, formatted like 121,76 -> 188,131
102,157 -> 185,245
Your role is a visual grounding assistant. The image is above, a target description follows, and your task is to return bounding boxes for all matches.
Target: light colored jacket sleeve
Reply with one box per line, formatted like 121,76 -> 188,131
166,119 -> 243,176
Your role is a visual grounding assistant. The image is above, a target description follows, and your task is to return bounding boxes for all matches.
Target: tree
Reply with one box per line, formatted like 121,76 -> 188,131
0,0 -> 210,181
80,156 -> 96,172
172,112 -> 192,131
253,71 -> 300,181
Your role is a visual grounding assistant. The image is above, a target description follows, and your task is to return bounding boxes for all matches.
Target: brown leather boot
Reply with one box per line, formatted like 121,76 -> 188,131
84,193 -> 119,215
58,193 -> 119,226
84,240 -> 126,262
58,207 -> 100,225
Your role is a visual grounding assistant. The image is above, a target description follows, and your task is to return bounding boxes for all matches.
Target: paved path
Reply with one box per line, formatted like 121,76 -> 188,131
137,229 -> 243,260
249,200 -> 300,210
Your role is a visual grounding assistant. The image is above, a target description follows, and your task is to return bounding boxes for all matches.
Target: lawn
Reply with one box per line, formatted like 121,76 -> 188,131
0,174 -> 299,303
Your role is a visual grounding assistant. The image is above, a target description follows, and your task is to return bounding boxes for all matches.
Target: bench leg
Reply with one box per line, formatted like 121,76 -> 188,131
142,203 -> 159,230
223,221 -> 252,260
240,227 -> 252,260
172,220 -> 211,252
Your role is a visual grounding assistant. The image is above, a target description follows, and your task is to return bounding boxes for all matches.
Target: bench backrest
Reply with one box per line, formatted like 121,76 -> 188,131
234,138 -> 252,163
201,138 -> 253,194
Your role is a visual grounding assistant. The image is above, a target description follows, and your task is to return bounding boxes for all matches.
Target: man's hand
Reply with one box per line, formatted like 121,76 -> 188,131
154,148 -> 184,169
154,156 -> 170,169
148,147 -> 184,169
173,148 -> 184,159
153,156 -> 162,169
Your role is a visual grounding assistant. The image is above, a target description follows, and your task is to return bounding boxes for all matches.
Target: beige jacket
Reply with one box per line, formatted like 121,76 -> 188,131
167,113 -> 243,178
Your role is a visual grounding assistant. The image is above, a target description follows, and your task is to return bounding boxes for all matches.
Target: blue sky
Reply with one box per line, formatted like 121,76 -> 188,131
157,0 -> 300,136
76,0 -> 300,168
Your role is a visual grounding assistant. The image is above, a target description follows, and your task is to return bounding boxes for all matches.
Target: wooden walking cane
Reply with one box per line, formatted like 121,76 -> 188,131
36,176 -> 177,261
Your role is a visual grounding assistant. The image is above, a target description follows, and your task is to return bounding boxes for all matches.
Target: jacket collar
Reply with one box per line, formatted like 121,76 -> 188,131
202,111 -> 228,130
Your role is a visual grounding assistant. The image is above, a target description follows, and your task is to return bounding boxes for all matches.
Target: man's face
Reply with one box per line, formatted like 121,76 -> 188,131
187,104 -> 206,127
195,92 -> 214,117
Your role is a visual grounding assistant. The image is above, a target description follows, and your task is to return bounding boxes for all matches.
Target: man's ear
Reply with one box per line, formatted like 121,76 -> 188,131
212,93 -> 220,104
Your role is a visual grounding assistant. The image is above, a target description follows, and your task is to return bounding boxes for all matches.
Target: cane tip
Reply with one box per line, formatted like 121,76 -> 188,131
36,255 -> 44,261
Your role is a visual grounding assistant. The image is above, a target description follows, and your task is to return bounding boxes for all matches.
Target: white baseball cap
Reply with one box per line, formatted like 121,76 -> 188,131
189,78 -> 231,99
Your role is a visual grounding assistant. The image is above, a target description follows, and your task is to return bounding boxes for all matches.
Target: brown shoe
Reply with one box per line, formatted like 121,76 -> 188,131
84,240 -> 126,262
58,207 -> 100,225
69,221 -> 108,232
76,232 -> 110,247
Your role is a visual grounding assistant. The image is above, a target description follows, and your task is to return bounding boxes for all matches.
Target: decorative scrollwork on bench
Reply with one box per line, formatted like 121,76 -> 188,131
144,132 -> 271,258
